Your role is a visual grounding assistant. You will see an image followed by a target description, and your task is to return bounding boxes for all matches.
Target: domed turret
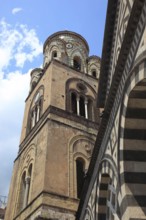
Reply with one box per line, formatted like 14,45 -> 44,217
30,68 -> 43,92
87,56 -> 100,79
43,30 -> 89,73
29,31 -> 101,94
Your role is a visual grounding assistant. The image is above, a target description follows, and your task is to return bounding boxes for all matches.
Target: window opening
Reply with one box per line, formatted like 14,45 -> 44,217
73,57 -> 81,71
71,93 -> 77,114
88,99 -> 93,120
26,164 -> 32,205
52,51 -> 57,58
18,172 -> 26,212
92,70 -> 96,78
29,95 -> 42,131
76,158 -> 85,198
80,97 -> 85,117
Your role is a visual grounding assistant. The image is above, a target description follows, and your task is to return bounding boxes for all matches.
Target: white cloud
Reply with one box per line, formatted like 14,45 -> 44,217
12,8 -> 22,15
0,18 -> 43,196
0,70 -> 31,195
0,18 -> 42,73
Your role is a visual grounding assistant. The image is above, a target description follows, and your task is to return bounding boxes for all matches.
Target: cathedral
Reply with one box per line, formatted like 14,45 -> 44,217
5,0 -> 146,220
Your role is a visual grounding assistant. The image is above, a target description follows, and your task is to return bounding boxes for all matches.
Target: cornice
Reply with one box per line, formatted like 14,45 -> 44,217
16,105 -> 99,160
97,0 -> 118,108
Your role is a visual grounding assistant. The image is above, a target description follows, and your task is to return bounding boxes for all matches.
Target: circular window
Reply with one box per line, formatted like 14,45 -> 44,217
77,83 -> 87,92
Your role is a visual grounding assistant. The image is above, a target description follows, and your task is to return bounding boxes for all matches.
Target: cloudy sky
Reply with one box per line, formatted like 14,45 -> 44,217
0,0 -> 107,197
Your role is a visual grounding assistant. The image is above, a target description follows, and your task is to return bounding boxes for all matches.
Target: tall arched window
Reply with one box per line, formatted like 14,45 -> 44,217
26,164 -> 32,205
18,171 -> 26,212
28,92 -> 43,131
80,96 -> 85,117
17,164 -> 33,213
73,56 -> 81,71
92,70 -> 97,78
76,158 -> 85,198
52,51 -> 57,58
88,99 -> 93,120
71,93 -> 77,114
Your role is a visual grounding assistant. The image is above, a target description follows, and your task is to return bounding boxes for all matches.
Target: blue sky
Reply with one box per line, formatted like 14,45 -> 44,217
0,0 -> 107,197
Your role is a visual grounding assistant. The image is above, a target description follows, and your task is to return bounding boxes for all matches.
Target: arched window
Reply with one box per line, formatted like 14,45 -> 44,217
71,93 -> 77,114
70,92 -> 94,120
26,164 -> 32,205
29,92 -> 43,131
88,99 -> 93,120
79,96 -> 85,117
18,171 -> 26,212
17,164 -> 33,213
92,70 -> 97,78
76,158 -> 85,198
73,56 -> 81,71
52,51 -> 57,58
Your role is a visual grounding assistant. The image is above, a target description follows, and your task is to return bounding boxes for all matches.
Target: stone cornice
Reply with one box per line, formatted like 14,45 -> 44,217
17,105 -> 99,160
14,190 -> 78,220
97,0 -> 118,108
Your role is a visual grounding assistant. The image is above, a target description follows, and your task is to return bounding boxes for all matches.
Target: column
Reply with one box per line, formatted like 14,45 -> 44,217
36,105 -> 40,122
23,176 -> 30,208
31,111 -> 34,128
32,110 -> 36,128
77,96 -> 80,116
85,99 -> 88,119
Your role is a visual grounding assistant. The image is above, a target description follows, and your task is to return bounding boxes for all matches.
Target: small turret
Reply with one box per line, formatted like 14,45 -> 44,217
87,55 -> 100,79
30,68 -> 43,92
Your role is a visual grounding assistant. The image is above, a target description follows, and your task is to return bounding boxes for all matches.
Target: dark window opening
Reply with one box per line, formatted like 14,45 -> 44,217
92,70 -> 96,77
80,97 -> 85,117
52,51 -> 57,58
71,93 -> 77,114
88,99 -> 93,120
76,159 -> 85,198
73,57 -> 81,71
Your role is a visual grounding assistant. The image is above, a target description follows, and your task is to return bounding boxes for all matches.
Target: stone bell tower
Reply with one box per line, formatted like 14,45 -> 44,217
5,31 -> 100,220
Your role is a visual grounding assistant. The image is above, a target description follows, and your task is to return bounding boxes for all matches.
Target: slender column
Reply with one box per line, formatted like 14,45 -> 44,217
23,176 -> 30,208
32,109 -> 36,128
85,99 -> 88,119
36,105 -> 40,122
31,113 -> 33,129
32,110 -> 36,127
77,96 -> 80,116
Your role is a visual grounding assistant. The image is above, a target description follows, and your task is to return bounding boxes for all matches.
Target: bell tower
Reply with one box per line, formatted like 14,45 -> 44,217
5,31 -> 100,220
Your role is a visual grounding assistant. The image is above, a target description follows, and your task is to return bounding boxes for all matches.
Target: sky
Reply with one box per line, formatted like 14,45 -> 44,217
0,0 -> 108,198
